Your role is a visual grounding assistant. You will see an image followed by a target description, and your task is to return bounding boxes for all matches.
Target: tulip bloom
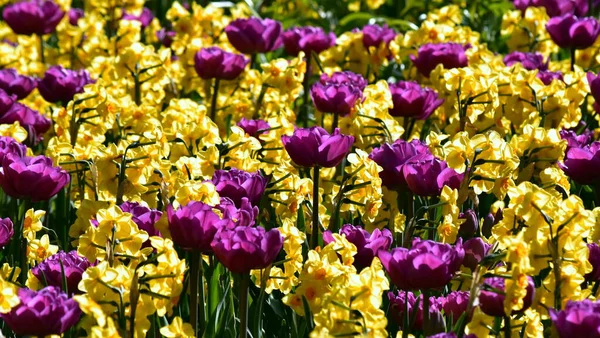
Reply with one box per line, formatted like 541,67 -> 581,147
546,14 -> 600,49
282,26 -> 336,55
560,141 -> 600,185
587,243 -> 600,282
0,102 -> 51,143
38,66 -> 95,104
167,201 -> 226,252
31,250 -> 91,294
388,81 -> 444,120
410,43 -> 469,76
0,68 -> 38,99
503,51 -> 548,70
119,202 -> 162,247
362,24 -> 396,49
194,47 -> 249,81
479,276 -> 535,316
215,197 -> 259,228
2,0 -> 65,36
122,7 -> 154,29
237,118 -> 270,138
0,217 -> 14,248
550,300 -> 600,337
212,169 -> 267,207
323,224 -> 393,270
225,17 -> 283,54
368,139 -> 430,191
281,126 -> 354,168
68,8 -> 83,26
537,70 -> 564,85
462,237 -> 491,271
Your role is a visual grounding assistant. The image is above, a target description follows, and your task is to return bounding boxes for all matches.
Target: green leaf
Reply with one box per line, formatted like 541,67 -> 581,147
339,12 -> 374,27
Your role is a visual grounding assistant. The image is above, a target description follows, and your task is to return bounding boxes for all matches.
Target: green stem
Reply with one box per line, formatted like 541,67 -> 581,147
210,78 -> 220,121
311,166 -> 320,249
331,113 -> 338,133
239,273 -> 250,338
198,258 -> 206,336
422,289 -> 431,336
18,199 -> 31,285
301,55 -> 312,128
571,48 -> 576,72
39,35 -> 45,65
503,315 -> 511,338
189,251 -> 200,336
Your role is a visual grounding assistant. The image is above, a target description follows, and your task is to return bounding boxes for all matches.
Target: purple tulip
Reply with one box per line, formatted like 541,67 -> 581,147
122,7 -> 154,29
458,209 -> 479,239
362,24 -> 396,49
211,225 -> 284,274
0,217 -> 14,248
119,202 -> 162,247
0,102 -> 51,143
281,126 -> 354,168
588,72 -> 600,102
482,209 -> 503,238
0,154 -> 70,202
38,66 -> 95,104
438,291 -> 471,322
310,82 -> 362,116
156,28 -> 175,48
388,81 -> 444,120
0,286 -> 81,336
0,136 -> 27,164
388,291 -> 444,331
237,118 -> 270,138
68,8 -> 83,26
537,70 -> 564,85
479,276 -> 535,316
410,43 -> 469,77
560,128 -> 594,149
503,51 -> 548,70
320,71 -> 368,91
2,0 -> 65,36
31,250 -> 91,295
587,243 -> 600,282
225,17 -> 282,54
167,201 -> 227,252
0,68 -> 38,100
215,197 -> 259,228
402,153 -> 447,196
368,139 -> 431,191
546,14 -> 600,49
194,47 -> 249,81
323,224 -> 393,270
550,300 -> 600,337
378,238 -> 464,290
282,26 -> 336,56
462,237 -> 491,271
535,0 -> 589,17
0,89 -> 17,115
560,141 -> 600,185
212,169 -> 267,207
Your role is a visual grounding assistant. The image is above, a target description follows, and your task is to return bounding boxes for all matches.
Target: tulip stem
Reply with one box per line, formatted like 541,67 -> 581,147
331,113 -> 338,133
570,48 -> 576,72
301,54 -> 312,128
18,199 -> 30,285
311,166 -> 320,249
39,35 -> 45,65
503,315 -> 511,338
239,273 -> 250,338
422,289 -> 431,336
210,78 -> 220,121
189,251 -> 200,336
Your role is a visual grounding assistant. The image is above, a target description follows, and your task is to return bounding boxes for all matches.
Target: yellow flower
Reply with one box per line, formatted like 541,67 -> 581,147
0,277 -> 19,314
23,208 -> 45,241
160,316 -> 195,338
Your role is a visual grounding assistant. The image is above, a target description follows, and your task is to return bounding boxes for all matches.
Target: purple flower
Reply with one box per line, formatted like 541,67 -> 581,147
0,89 -> 17,115
438,291 -> 471,323
550,300 -> 600,337
362,24 -> 396,49
0,102 -> 51,143
281,126 -> 354,168
0,136 -> 27,164
402,153 -> 447,196
479,276 -> 535,316
587,243 -> 600,282
378,238 -> 464,290
503,51 -> 548,70
38,66 -> 95,104
323,224 -> 392,270
122,7 -> 154,29
211,225 -> 283,274
0,154 -> 70,202
282,26 -> 336,56
2,0 -> 65,36
320,71 -> 368,91
588,72 -> 600,102
310,82 -> 362,116
410,43 -> 469,77
462,237 -> 491,271
535,0 -> 589,17
0,68 -> 38,99
31,250 -> 91,295
513,0 -> 534,11
546,14 -> 600,49
0,286 -> 81,336
388,81 -> 444,120
156,28 -> 175,48
68,8 -> 83,26
212,169 -> 267,207
215,197 -> 259,228
368,139 -> 431,191
237,117 -> 270,138
560,128 -> 594,149
0,217 -> 14,248
388,291 -> 444,331
194,47 -> 249,81
167,201 -> 227,252
537,70 -> 564,85
119,202 -> 162,247
560,141 -> 600,185
225,17 -> 282,54
458,209 -> 479,239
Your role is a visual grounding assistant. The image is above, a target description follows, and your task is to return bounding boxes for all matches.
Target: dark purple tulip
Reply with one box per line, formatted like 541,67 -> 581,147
215,197 -> 259,228
503,51 -> 548,70
0,69 -> 38,100
0,102 -> 51,143
2,0 -> 65,36
586,243 -> 600,282
320,71 -> 368,91
0,154 -> 69,202
436,166 -> 465,191
212,169 -> 267,207
0,217 -> 14,248
68,8 -> 83,26
513,0 -> 534,11
156,28 -> 176,48
537,70 -> 564,85
211,225 -> 284,274
462,237 -> 491,271
237,117 -> 270,138
362,24 -> 396,49
378,238 -> 464,290
410,43 -> 469,77
122,7 -> 154,29
458,209 -> 479,239
560,128 -> 594,149
588,72 -> 600,102
31,250 -> 91,295
560,141 -> 600,185
310,81 -> 362,116
225,17 -> 282,54
119,202 -> 162,247
388,291 -> 443,330
535,0 -> 589,17
368,138 -> 431,191
0,136 -> 27,163
282,26 -> 336,56
479,276 -> 535,316
550,300 -> 600,337
402,153 -> 448,196
38,66 -> 95,104
167,201 -> 226,252
0,286 -> 81,336
0,89 -> 17,115
438,291 -> 471,322
323,224 -> 393,270
281,126 -> 354,168
388,81 -> 444,120
546,14 -> 600,49
194,47 -> 249,81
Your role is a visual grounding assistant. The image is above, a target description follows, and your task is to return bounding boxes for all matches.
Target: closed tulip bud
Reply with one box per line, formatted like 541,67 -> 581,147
38,66 -> 95,104
0,89 -> 17,115
119,202 -> 162,247
388,81 -> 444,119
212,169 -> 267,207
550,300 -> 600,337
537,70 -> 564,85
2,0 -> 65,36
68,8 -> 83,26
237,118 -> 270,138
0,102 -> 51,143
31,250 -> 91,295
156,28 -> 176,48
369,139 -> 431,191
320,71 -> 368,91
410,43 -> 469,77
0,136 -> 27,165
503,51 -> 548,70
282,126 -> 354,168
560,141 -> 600,185
194,47 -> 249,81
462,237 -> 491,271
536,0 -> 589,17
310,81 -> 362,116
0,217 -> 14,248
479,276 -> 535,316
323,224 -> 393,270
586,243 -> 600,282
362,24 -> 396,49
0,154 -> 69,202
282,26 -> 335,56
546,14 -> 600,49
588,72 -> 600,102
0,68 -> 38,99
458,209 -> 479,239
167,201 -> 227,253
225,17 -> 283,54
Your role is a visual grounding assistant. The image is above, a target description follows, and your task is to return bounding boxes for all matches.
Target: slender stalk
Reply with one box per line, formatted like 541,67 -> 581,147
301,55 -> 312,127
422,289 -> 431,336
311,166 -> 320,249
18,199 -> 31,285
503,315 -> 511,338
198,258 -> 206,336
331,113 -> 339,133
250,54 -> 257,70
570,48 -> 576,72
210,78 -> 220,121
239,273 -> 250,338
39,35 -> 45,65
189,251 -> 200,336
